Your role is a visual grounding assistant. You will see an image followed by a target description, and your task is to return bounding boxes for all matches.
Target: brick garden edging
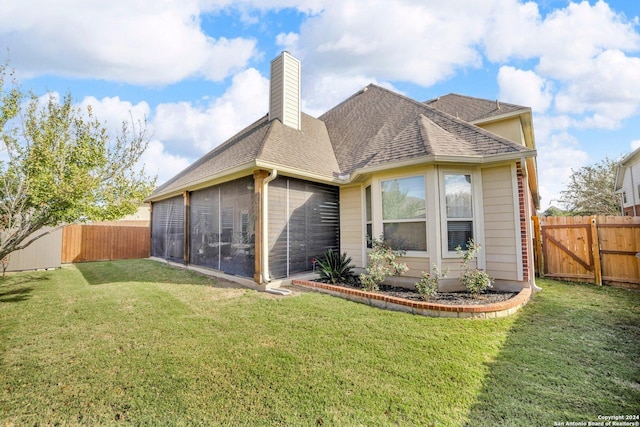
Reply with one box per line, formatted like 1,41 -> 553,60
291,279 -> 533,319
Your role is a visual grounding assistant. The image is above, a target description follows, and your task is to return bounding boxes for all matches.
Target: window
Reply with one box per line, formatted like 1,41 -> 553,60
381,176 -> 426,251
444,173 -> 473,252
623,191 -> 628,204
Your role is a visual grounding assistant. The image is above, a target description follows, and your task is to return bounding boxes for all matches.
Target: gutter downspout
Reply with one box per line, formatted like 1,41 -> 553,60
261,169 -> 278,284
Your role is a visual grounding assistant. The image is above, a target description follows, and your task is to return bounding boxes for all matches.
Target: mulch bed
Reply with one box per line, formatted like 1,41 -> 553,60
328,282 -> 517,305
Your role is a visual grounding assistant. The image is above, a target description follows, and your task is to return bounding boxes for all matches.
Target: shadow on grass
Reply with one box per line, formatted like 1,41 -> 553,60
0,275 -> 49,303
465,280 -> 640,426
74,259 -> 245,289
0,286 -> 34,303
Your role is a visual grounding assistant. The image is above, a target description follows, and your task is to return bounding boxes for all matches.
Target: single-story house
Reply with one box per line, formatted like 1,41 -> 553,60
614,147 -> 640,216
146,51 -> 539,292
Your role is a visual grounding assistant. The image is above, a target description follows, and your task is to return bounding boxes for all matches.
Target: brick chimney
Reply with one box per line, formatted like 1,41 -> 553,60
269,51 -> 301,130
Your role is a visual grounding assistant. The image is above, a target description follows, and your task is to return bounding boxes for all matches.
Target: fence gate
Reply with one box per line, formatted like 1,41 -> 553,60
534,215 -> 640,288
539,217 -> 599,283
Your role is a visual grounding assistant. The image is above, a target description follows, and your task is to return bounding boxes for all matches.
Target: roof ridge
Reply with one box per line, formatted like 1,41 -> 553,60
425,92 -> 530,111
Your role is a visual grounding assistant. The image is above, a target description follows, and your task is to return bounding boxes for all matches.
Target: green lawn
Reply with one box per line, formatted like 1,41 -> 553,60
1,260 -> 638,426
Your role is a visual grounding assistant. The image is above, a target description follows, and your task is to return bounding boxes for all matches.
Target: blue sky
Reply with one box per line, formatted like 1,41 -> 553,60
1,0 -> 639,210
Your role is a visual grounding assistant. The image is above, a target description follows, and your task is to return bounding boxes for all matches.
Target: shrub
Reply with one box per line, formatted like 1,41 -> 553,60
456,240 -> 493,296
360,237 -> 408,292
316,250 -> 356,285
415,265 -> 448,300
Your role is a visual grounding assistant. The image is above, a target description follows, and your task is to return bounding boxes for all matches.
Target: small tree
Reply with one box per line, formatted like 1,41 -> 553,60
0,64 -> 156,262
557,157 -> 621,216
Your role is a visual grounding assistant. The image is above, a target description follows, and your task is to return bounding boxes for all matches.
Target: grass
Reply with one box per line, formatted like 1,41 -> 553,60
0,260 -> 638,426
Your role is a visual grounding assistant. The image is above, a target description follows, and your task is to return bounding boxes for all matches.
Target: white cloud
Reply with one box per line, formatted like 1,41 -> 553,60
555,49 -> 640,129
152,68 -> 269,157
631,140 -> 640,151
0,0 -> 257,85
78,96 -> 150,132
486,1 -> 640,130
536,132 -> 590,209
302,73 -> 391,116
497,66 -> 552,113
139,140 -> 192,185
68,72 -> 268,183
287,0 -> 491,87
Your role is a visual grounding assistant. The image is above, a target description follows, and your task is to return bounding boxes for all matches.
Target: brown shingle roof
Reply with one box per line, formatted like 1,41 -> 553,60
320,85 -> 533,174
148,84 -> 535,200
149,112 -> 340,199
424,93 -> 529,122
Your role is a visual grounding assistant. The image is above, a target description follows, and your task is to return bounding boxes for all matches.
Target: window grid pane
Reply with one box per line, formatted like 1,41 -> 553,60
381,176 -> 426,220
445,174 -> 472,218
384,222 -> 427,251
447,221 -> 473,252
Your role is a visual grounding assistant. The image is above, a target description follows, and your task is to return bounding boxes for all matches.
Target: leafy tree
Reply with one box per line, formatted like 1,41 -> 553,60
541,205 -> 569,217
556,157 -> 621,216
0,64 -> 156,261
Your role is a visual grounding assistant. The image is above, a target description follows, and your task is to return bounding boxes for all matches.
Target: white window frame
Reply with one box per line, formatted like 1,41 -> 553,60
373,173 -> 428,255
439,168 -> 482,258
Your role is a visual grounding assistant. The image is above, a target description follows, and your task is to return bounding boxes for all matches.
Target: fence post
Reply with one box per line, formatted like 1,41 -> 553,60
532,216 -> 544,277
590,216 -> 602,286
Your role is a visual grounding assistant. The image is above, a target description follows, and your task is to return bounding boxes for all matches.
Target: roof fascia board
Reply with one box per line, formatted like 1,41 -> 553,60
350,151 -> 536,181
254,160 -> 345,184
145,161 -> 258,202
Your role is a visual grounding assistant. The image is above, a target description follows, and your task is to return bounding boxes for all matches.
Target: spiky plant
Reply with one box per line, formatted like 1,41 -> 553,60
316,249 -> 356,285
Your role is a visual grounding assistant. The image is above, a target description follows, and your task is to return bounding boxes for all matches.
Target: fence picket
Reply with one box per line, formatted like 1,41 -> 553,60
534,215 -> 640,289
62,224 -> 150,263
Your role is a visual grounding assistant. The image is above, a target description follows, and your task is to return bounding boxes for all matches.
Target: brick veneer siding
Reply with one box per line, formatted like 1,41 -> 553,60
517,162 -> 529,282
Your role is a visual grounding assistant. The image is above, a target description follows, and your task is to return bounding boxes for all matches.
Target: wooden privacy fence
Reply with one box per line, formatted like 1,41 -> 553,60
533,215 -> 640,288
62,224 -> 150,263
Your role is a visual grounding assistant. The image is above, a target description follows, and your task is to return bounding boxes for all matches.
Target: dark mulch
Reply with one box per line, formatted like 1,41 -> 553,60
325,282 -> 517,305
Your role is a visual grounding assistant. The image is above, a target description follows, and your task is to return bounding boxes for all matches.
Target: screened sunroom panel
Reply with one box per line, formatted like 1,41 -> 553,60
190,187 -> 220,269
151,196 -> 184,262
268,177 -> 339,278
219,176 -> 255,277
267,178 -> 289,279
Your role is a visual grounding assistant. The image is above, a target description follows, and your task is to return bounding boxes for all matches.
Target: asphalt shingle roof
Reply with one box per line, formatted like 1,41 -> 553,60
424,93 -> 529,122
149,84 -> 534,200
320,84 -> 532,174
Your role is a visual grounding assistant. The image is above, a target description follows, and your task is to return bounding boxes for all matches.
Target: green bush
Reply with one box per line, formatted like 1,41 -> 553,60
360,237 -> 408,292
316,249 -> 356,285
456,240 -> 493,296
415,265 -> 447,300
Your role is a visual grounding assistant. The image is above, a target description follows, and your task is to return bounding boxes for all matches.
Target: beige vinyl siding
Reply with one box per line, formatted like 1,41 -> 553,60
397,256 -> 430,278
478,117 -> 525,146
339,186 -> 364,267
482,165 -> 518,280
269,63 -> 283,122
268,52 -> 300,130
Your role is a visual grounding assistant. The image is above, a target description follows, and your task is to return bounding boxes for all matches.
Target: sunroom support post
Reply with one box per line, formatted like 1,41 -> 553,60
253,170 -> 269,286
